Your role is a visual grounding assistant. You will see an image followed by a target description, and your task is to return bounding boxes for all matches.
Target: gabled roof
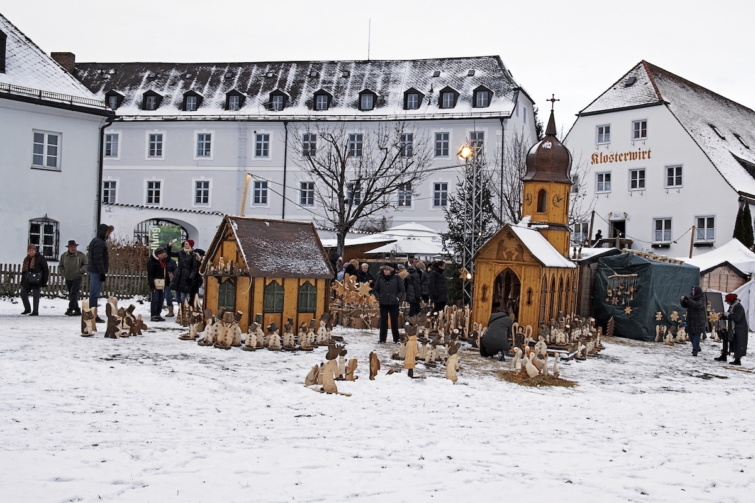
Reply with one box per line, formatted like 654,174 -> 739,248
207,216 -> 332,279
0,13 -> 106,111
578,60 -> 755,196
683,238 -> 755,276
73,56 -> 524,120
474,223 -> 575,269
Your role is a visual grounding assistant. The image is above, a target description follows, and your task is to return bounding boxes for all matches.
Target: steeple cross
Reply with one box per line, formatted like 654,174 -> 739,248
547,94 -> 560,111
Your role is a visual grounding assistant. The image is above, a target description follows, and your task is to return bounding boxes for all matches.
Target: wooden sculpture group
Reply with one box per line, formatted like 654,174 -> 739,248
80,297 -> 148,338
329,273 -> 379,329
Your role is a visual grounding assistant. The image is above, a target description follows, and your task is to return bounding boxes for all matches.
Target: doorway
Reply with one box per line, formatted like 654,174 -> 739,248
493,268 -> 521,321
610,219 -> 626,239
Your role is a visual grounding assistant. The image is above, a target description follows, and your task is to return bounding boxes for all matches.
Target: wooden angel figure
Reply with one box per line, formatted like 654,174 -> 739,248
655,324 -> 664,342
663,328 -> 675,346
445,341 -> 461,383
80,299 -> 96,337
675,325 -> 687,344
369,351 -> 381,380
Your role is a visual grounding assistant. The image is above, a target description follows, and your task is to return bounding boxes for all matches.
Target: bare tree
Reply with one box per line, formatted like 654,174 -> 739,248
487,128 -> 531,226
568,154 -> 598,246
290,122 -> 433,256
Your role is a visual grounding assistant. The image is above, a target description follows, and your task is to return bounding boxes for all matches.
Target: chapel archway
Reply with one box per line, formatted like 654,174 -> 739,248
493,268 -> 521,321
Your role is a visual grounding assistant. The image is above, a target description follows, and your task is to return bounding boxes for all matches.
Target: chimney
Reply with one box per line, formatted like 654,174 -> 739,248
51,52 -> 76,74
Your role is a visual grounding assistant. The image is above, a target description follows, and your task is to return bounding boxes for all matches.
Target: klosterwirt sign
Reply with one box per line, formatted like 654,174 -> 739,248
591,149 -> 652,165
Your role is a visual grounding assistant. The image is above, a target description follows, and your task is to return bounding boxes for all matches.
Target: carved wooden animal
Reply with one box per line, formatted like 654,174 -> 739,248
369,351 -> 380,380
305,365 -> 320,386
81,300 -> 97,337
525,351 -> 540,378
552,353 -> 561,378
104,300 -> 120,339
345,359 -> 358,381
445,342 -> 461,383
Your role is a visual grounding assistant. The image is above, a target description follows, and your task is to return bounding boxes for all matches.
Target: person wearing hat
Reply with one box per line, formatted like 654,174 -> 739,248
719,293 -> 748,365
169,239 -> 201,306
147,247 -> 169,322
20,243 -> 49,316
59,240 -> 88,316
372,263 -> 405,343
681,285 -> 706,356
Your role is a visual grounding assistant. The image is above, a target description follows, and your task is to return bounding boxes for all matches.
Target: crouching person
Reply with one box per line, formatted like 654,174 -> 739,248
480,303 -> 512,361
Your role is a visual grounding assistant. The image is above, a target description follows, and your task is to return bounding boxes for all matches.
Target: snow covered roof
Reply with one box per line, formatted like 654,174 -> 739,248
0,13 -> 107,112
579,60 -> 755,196
508,225 -> 576,269
73,56 -> 523,120
210,216 -> 333,279
682,238 -> 755,275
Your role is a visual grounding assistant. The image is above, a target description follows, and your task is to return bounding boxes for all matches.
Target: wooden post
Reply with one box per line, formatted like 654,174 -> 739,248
588,210 -> 596,247
240,173 -> 251,217
689,226 -> 696,258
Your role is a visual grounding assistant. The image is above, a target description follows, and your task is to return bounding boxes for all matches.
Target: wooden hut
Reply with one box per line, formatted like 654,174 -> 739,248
472,224 -> 577,329
201,216 -> 333,332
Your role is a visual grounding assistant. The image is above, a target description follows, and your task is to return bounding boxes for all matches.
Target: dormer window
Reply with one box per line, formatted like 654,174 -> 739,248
225,90 -> 245,111
403,88 -> 424,110
359,91 -> 376,111
313,91 -> 331,111
708,123 -> 726,140
0,30 -> 7,73
142,91 -> 163,111
182,91 -> 203,112
105,91 -> 124,110
473,86 -> 492,108
269,91 -> 288,111
734,133 -> 750,149
438,87 -> 459,109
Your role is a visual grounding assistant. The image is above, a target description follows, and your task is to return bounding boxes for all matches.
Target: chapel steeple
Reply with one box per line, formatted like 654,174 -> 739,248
520,97 -> 573,257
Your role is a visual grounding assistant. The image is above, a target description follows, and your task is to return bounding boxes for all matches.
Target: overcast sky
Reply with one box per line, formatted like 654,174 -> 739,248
4,0 -> 752,134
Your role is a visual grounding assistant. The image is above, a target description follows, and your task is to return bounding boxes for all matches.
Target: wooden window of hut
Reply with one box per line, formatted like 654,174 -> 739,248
549,276 -> 556,321
264,281 -> 284,313
558,277 -> 565,315
218,279 -> 236,311
536,189 -> 547,213
298,281 -> 317,313
539,276 -> 547,322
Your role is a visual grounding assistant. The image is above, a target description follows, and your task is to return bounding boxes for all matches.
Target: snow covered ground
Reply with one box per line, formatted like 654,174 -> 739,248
1,297 -> 753,503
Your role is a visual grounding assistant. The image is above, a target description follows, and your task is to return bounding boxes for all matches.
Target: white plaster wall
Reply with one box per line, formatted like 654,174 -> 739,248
0,99 -> 106,264
566,105 -> 740,258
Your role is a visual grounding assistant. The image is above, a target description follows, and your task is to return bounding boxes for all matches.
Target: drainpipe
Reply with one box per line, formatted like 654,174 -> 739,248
97,114 -> 115,229
282,121 -> 289,220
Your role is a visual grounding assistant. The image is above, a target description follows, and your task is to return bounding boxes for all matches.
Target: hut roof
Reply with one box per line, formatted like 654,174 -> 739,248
212,216 -> 333,279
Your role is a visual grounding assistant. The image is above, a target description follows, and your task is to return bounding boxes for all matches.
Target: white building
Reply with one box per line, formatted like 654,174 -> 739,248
565,60 -> 755,258
0,14 -> 111,264
69,56 -> 538,249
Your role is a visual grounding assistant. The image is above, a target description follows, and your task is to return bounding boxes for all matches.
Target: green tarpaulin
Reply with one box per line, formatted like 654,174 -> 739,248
594,253 -> 700,341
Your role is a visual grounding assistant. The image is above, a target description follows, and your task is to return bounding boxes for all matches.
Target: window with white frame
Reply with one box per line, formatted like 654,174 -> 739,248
359,93 -> 374,111
435,132 -> 449,157
32,131 -> 61,170
144,95 -> 158,110
302,133 -> 316,156
194,180 -> 210,205
255,133 -> 270,158
654,218 -> 671,242
185,95 -> 198,111
300,181 -> 315,206
596,172 -> 611,192
271,94 -> 285,111
227,94 -> 241,111
102,180 -> 117,204
629,168 -> 645,190
314,94 -> 329,110
148,133 -> 164,158
146,180 -> 161,205
104,133 -> 119,158
107,95 -> 119,110
695,216 -> 715,241
253,181 -> 268,205
196,133 -> 212,158
474,89 -> 491,108
572,222 -> 589,244
400,133 -> 413,157
596,124 -> 611,144
665,165 -> 683,187
433,182 -> 448,207
347,133 -> 363,157
440,91 -> 455,109
470,131 -> 485,155
405,92 -> 420,110
632,120 -> 647,140
28,217 -> 59,260
346,182 -> 362,205
398,183 -> 412,207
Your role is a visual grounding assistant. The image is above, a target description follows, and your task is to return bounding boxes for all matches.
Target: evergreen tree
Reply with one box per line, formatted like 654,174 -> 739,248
744,204 -> 754,249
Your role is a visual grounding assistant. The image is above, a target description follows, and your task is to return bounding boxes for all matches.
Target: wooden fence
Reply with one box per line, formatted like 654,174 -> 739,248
0,263 -> 150,300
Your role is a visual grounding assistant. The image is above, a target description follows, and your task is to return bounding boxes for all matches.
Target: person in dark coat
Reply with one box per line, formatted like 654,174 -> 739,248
356,263 -> 375,286
372,264 -> 406,343
189,249 -> 206,304
328,252 -> 342,281
681,285 -> 706,356
719,293 -> 749,365
163,254 -> 177,317
428,261 -> 448,313
169,239 -> 200,306
415,260 -> 430,304
480,305 -> 513,360
20,243 -> 49,316
59,239 -> 87,316
87,223 -> 113,319
404,265 -> 422,316
147,247 -> 169,322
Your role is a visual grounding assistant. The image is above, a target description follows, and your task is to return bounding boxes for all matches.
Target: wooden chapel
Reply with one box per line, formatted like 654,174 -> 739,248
471,106 -> 577,329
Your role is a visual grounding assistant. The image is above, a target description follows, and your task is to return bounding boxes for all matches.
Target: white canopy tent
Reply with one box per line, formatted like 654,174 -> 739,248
683,239 -> 755,275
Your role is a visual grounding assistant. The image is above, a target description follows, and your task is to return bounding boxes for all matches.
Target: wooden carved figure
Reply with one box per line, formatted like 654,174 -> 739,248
104,299 -> 120,339
305,365 -> 320,386
321,344 -> 341,394
81,299 -> 96,337
267,323 -> 282,350
369,351 -> 380,380
525,351 -> 540,378
552,353 -> 561,378
337,346 -> 348,379
282,322 -> 296,350
345,359 -> 358,381
404,334 -> 419,378
243,322 -> 259,351
445,341 -> 461,383
512,347 -> 523,373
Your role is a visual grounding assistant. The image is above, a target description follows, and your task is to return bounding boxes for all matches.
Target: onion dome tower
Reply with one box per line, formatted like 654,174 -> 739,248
521,97 -> 573,257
